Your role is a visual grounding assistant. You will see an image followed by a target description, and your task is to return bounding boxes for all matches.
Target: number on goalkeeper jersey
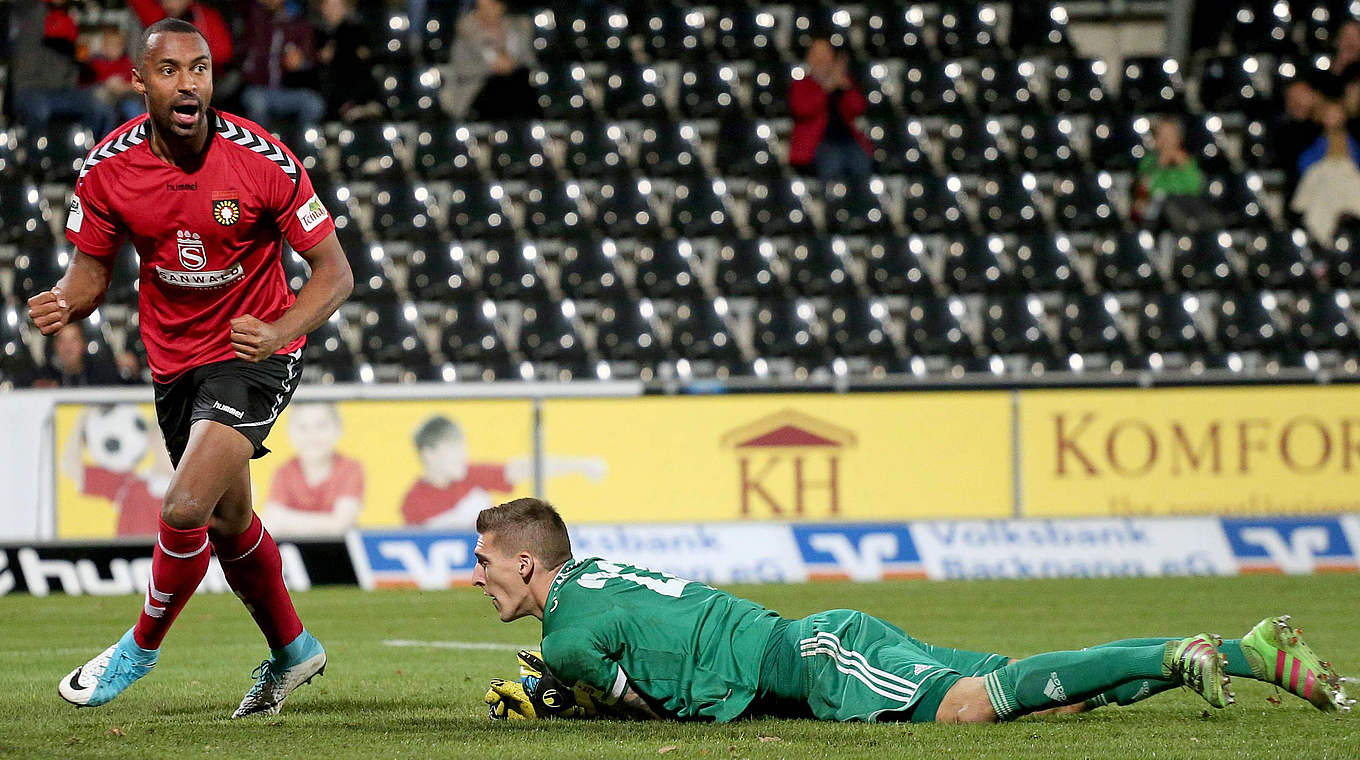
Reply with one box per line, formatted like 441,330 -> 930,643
576,561 -> 689,598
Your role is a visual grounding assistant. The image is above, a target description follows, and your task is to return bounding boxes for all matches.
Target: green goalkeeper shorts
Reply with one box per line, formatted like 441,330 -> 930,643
749,609 -> 1011,723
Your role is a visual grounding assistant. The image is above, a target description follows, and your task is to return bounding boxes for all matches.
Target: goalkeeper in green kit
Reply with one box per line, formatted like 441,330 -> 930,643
473,499 -> 1353,723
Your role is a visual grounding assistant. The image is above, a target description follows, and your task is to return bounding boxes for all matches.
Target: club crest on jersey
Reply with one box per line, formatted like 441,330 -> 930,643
176,230 -> 207,271
212,193 -> 240,226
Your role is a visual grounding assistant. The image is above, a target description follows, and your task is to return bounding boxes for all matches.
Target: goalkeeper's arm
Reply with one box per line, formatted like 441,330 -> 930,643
485,650 -> 659,721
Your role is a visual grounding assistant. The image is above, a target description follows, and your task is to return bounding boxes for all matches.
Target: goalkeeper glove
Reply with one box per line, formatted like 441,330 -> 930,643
485,650 -> 606,720
485,678 -> 537,720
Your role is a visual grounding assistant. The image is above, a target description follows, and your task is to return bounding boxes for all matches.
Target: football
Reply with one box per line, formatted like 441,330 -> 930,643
82,403 -> 149,472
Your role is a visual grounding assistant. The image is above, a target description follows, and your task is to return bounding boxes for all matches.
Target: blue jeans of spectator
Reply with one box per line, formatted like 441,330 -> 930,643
14,88 -> 116,139
242,86 -> 326,128
113,96 -> 145,125
814,139 -> 873,183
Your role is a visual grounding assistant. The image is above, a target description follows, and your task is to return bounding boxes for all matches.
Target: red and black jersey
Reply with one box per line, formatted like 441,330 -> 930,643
65,111 -> 335,382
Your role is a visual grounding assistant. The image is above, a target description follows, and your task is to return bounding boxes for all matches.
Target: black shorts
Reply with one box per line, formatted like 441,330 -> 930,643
153,350 -> 303,467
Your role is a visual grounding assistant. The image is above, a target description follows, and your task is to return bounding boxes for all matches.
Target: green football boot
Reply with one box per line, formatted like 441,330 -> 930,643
1166,633 -> 1234,709
1241,615 -> 1353,712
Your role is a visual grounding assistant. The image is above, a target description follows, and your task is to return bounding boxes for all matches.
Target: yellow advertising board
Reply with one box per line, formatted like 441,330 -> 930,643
540,392 -> 1013,522
53,399 -> 535,538
1021,386 -> 1360,516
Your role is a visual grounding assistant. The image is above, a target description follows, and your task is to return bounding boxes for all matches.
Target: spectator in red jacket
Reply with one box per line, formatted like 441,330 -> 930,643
126,0 -> 234,66
788,38 -> 874,182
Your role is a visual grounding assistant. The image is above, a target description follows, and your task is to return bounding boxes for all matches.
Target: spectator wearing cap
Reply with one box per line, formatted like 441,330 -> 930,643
788,38 -> 874,182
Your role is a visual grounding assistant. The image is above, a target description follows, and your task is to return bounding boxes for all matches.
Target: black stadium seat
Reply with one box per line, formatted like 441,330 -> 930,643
632,238 -> 702,300
858,235 -> 936,296
715,238 -> 786,298
786,237 -> 858,297
407,234 -> 473,302
557,237 -> 626,301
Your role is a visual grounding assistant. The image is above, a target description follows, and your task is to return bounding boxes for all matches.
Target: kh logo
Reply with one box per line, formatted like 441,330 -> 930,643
1223,518 -> 1355,574
721,410 -> 857,518
176,229 -> 206,270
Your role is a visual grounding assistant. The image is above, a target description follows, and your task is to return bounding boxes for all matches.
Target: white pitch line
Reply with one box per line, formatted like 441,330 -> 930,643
382,639 -> 528,651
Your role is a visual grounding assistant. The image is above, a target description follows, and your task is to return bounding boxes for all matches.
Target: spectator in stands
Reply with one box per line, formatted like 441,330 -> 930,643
11,0 -> 116,139
1132,118 -> 1204,228
1325,21 -> 1360,98
30,324 -> 122,387
1278,80 -> 1324,207
316,0 -> 384,121
1297,98 -> 1360,176
239,0 -> 327,128
264,402 -> 365,536
788,38 -> 874,182
126,0 -> 234,66
89,25 -> 144,125
446,0 -> 542,121
1292,98 -> 1360,242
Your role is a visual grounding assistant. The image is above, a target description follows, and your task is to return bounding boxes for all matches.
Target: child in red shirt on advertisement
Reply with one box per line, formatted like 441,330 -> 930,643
401,415 -> 605,529
264,402 -> 365,536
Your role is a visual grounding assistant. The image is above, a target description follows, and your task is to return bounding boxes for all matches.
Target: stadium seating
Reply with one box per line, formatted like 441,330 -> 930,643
5,0 -> 1359,387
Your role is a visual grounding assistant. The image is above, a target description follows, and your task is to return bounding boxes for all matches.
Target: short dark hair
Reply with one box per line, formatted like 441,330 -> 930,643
413,415 -> 463,452
476,498 -> 572,569
137,18 -> 210,66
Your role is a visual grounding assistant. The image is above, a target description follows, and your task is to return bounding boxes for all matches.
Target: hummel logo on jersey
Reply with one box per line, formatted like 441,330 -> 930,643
1044,672 -> 1068,702
212,401 -> 245,419
177,230 -> 206,271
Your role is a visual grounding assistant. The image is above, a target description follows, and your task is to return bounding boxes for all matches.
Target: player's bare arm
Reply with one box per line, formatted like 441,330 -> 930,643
230,231 -> 353,362
613,684 -> 661,720
27,251 -> 113,335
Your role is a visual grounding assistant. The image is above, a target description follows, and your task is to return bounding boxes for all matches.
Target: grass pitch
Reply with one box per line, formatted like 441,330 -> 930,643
0,574 -> 1356,759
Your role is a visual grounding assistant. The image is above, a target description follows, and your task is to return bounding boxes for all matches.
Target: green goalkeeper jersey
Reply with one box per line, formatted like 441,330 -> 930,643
539,557 -> 783,722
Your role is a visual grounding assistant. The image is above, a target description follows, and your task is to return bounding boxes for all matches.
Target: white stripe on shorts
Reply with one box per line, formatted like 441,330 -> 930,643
234,348 -> 302,429
800,632 -> 922,704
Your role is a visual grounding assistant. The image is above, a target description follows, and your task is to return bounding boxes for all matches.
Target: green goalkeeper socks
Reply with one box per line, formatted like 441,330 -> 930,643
983,643 -> 1171,720
1081,637 -> 1255,708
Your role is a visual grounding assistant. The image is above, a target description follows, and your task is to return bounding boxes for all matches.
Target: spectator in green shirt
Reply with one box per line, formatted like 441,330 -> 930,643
1133,118 -> 1204,227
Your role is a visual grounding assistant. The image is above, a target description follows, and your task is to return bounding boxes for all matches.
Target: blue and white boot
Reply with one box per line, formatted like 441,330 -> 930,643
58,628 -> 158,707
232,630 -> 327,718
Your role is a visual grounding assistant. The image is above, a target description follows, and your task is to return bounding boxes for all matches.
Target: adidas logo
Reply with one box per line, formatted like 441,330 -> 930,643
1044,672 -> 1068,702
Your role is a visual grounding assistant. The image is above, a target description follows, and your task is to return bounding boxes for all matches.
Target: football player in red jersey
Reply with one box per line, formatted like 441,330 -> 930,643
28,19 -> 353,717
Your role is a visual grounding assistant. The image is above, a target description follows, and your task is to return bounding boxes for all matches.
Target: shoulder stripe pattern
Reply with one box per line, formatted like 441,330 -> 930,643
78,122 -> 148,180
215,114 -> 299,184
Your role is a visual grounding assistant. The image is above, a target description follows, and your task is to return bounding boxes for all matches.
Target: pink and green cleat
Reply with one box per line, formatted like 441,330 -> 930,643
1241,615 -> 1354,712
1166,633 -> 1234,709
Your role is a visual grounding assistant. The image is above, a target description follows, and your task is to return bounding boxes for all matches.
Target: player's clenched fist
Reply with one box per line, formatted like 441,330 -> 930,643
28,287 -> 71,335
229,314 -> 287,362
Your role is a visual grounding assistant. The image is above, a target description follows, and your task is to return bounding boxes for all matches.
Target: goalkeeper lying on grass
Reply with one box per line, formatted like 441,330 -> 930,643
473,498 -> 1353,723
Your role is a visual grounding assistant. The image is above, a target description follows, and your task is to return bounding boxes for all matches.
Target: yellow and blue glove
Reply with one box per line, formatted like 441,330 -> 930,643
485,650 -> 605,720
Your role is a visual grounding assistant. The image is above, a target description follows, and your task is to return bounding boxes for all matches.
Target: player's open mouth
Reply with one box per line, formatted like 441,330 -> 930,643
171,103 -> 199,127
